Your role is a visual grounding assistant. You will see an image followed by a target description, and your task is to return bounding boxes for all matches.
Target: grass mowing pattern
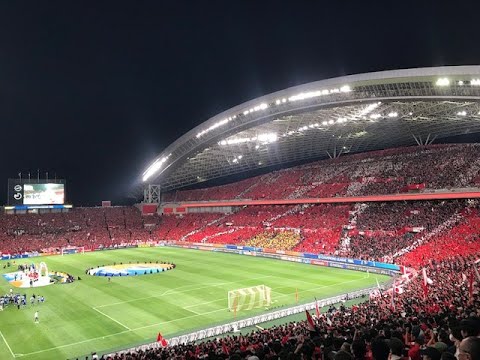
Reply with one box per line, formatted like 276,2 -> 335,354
0,247 -> 389,359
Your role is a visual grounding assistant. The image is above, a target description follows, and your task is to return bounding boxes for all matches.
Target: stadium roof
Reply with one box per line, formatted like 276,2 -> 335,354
142,66 -> 480,191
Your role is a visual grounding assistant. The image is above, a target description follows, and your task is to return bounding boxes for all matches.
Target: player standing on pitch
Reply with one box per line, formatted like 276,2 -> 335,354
34,310 -> 39,323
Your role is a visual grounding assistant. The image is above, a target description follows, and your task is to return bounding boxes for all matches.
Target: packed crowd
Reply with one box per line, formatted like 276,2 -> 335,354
163,144 -> 480,202
244,230 -> 302,250
0,207 -> 160,255
99,251 -> 480,360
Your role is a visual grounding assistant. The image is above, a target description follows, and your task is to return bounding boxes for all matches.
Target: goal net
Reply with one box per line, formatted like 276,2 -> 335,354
228,285 -> 272,312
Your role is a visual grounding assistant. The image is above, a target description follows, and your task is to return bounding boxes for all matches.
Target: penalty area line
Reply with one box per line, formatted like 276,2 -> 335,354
0,330 -> 15,358
92,307 -> 131,330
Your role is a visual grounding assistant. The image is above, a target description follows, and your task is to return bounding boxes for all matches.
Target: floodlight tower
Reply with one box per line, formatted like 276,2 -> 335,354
144,184 -> 161,203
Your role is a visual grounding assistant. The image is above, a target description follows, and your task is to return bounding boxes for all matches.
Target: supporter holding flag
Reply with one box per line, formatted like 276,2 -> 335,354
156,332 -> 168,347
423,268 -> 433,299
305,310 -> 316,332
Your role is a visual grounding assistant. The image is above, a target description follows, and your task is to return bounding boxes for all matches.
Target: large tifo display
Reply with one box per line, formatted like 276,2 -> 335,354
23,183 -> 65,205
7,179 -> 66,205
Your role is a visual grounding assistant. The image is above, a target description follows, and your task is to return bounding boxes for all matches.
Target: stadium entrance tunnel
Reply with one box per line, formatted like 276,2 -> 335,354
86,262 -> 175,277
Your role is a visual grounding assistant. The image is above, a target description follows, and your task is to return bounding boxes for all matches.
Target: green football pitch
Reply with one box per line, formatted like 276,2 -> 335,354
0,247 -> 389,359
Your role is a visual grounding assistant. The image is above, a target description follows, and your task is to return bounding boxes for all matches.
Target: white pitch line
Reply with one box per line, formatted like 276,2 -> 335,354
95,274 -> 274,309
129,275 -> 369,332
185,274 -> 369,311
15,273 -> 372,358
0,330 -> 15,358
184,298 -> 225,309
92,307 -> 131,330
12,329 -> 131,358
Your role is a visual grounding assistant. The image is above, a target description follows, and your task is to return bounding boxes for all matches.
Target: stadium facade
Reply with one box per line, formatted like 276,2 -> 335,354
142,66 -> 480,192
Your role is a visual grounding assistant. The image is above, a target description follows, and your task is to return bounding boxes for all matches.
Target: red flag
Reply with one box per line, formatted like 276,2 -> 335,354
315,298 -> 320,318
422,268 -> 429,299
305,310 -> 315,332
156,332 -> 168,347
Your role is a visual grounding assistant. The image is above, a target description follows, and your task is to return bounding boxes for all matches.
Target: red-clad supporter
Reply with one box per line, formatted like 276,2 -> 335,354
101,253 -> 480,360
0,206 -> 158,254
161,144 -> 480,201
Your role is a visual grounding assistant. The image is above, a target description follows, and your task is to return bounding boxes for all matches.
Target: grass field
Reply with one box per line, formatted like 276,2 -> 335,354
0,247 -> 389,359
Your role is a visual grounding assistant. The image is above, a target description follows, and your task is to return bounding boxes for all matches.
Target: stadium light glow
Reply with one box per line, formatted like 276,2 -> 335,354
457,110 -> 467,116
370,114 -> 381,119
196,118 -> 232,138
288,84 -> 352,102
435,78 -> 450,86
242,103 -> 269,116
143,154 -> 171,182
219,132 -> 277,146
357,102 -> 381,118
471,79 -> 480,86
388,112 -> 398,118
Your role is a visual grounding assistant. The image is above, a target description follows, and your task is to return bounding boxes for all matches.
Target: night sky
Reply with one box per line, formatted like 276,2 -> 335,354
1,1 -> 480,206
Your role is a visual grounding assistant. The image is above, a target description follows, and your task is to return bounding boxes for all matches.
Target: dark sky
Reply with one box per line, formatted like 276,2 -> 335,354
1,1 -> 480,206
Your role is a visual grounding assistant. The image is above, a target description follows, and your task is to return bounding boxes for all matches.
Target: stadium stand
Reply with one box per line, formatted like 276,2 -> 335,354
162,144 -> 480,201
2,144 -> 480,359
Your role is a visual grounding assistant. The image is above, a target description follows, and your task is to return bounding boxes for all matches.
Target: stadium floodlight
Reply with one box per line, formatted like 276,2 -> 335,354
435,78 -> 450,86
328,119 -> 334,124
370,114 -> 381,119
196,118 -> 231,138
340,85 -> 351,92
258,133 -> 277,143
457,110 -> 467,116
471,79 -> 480,86
143,155 -> 171,182
220,132 -> 277,146
357,102 -> 381,117
322,121 -> 328,126
275,99 -> 281,105
388,112 -> 398,118
458,81 -> 464,86
255,145 -> 260,149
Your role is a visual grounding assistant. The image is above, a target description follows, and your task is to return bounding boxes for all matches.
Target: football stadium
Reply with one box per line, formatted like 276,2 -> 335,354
2,66 -> 480,360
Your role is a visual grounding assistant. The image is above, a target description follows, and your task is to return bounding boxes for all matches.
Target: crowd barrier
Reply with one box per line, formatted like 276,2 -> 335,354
105,285 -> 382,358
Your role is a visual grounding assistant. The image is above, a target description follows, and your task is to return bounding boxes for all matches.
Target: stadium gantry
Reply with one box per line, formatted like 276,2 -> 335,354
142,66 -> 480,192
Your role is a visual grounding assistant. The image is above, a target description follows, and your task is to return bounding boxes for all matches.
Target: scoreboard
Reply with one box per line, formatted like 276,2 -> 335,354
8,179 -> 66,206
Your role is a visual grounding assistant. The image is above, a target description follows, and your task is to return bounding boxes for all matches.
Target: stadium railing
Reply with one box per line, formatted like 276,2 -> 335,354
105,285 -> 387,358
